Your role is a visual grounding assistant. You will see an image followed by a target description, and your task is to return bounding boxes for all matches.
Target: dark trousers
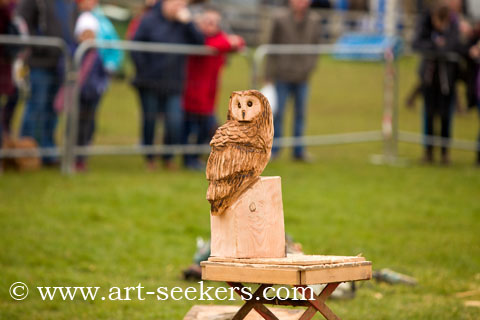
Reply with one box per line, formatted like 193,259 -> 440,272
1,87 -> 19,134
76,96 -> 101,163
422,84 -> 454,155
272,81 -> 309,158
477,104 -> 480,162
137,87 -> 183,161
183,112 -> 217,166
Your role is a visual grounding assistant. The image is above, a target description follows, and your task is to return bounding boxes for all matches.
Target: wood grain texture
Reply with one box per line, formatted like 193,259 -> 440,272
206,90 -> 274,216
210,176 -> 285,259
208,254 -> 366,265
201,259 -> 372,285
184,305 -> 304,320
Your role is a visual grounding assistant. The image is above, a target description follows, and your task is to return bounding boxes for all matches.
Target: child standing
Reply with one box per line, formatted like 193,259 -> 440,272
74,0 -> 109,172
413,2 -> 462,165
182,5 -> 244,170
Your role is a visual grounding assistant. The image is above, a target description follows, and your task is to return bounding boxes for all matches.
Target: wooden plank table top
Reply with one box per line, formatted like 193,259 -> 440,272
201,255 -> 372,285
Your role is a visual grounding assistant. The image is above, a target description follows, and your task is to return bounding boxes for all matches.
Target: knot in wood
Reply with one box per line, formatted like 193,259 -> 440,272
249,202 -> 256,212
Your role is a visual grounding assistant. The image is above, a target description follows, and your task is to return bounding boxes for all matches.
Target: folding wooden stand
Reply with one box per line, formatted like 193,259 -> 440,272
199,255 -> 372,320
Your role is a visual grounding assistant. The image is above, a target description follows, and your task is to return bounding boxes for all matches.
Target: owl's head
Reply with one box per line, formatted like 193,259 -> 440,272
228,90 -> 271,123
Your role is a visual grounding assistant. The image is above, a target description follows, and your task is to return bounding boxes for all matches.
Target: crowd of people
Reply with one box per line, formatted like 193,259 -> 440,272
0,0 -> 245,172
410,0 -> 480,165
0,0 -> 480,173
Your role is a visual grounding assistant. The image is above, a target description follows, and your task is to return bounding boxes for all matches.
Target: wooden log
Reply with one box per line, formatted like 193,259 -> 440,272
210,176 -> 285,258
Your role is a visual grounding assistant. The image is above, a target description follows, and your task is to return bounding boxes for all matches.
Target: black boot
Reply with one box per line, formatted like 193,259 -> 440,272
422,146 -> 434,164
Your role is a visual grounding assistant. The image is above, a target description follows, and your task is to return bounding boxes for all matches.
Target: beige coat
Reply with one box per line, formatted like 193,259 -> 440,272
265,8 -> 322,83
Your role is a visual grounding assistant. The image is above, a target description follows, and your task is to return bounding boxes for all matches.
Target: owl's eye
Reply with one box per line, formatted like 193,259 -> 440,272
247,101 -> 253,107
237,102 -> 241,108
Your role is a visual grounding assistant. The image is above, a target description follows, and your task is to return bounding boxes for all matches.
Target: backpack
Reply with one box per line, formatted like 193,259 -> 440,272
92,7 -> 124,73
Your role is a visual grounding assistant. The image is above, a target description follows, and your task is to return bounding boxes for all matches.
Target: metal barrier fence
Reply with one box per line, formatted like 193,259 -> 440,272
1,35 -> 479,175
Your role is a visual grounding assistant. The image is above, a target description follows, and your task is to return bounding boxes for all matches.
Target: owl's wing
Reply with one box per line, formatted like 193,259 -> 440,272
209,121 -> 241,150
207,121 -> 266,181
206,123 -> 270,215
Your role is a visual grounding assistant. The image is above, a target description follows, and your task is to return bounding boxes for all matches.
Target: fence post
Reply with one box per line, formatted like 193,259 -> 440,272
252,45 -> 267,90
381,47 -> 399,163
61,70 -> 80,175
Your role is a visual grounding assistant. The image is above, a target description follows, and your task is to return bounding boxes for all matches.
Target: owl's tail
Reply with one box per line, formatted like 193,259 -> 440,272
209,199 -> 227,216
207,176 -> 259,216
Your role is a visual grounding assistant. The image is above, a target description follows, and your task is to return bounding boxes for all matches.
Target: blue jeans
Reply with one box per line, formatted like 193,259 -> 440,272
138,88 -> 183,161
272,81 -> 309,158
20,68 -> 61,164
183,112 -> 217,166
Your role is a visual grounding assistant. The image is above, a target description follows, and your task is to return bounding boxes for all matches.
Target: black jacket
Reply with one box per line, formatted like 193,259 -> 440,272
463,32 -> 480,108
17,0 -> 77,70
131,3 -> 204,94
412,11 -> 462,95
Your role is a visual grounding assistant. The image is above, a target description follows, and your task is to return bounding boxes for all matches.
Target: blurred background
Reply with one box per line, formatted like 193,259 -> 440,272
1,0 -> 479,319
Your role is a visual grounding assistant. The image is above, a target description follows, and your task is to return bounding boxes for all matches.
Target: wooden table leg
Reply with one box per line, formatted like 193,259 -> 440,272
227,282 -> 279,320
295,283 -> 341,320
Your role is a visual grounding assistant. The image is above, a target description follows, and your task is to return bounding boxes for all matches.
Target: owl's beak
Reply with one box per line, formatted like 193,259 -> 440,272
242,110 -> 246,119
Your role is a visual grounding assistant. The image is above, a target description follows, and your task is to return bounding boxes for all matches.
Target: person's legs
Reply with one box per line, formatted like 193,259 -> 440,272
422,87 -> 435,162
76,96 -> 101,169
183,112 -> 209,170
20,68 -> 49,140
138,87 -> 159,161
183,111 -> 197,167
163,94 -> 183,164
1,87 -> 19,134
20,68 -> 59,165
272,82 -> 290,157
439,94 -> 454,164
41,72 -> 61,164
206,114 -> 218,140
477,103 -> 480,165
292,82 -> 309,159
198,114 -> 215,145
0,96 -> 3,162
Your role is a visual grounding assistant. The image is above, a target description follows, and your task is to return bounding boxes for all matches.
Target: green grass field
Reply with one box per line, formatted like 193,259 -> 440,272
1,56 -> 480,319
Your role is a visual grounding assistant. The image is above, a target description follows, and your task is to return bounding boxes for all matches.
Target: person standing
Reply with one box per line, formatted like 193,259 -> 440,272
17,0 -> 77,166
412,2 -> 462,165
182,5 -> 245,170
73,0 -> 109,172
265,0 -> 321,161
132,0 -> 204,171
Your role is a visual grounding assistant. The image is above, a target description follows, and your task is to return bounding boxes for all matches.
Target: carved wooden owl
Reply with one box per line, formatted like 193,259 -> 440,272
206,90 -> 274,216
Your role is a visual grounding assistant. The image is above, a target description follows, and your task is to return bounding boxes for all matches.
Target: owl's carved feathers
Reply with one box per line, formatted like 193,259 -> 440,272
206,90 -> 274,216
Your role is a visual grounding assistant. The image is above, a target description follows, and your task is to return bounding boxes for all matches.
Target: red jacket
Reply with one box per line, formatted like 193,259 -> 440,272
183,32 -> 242,115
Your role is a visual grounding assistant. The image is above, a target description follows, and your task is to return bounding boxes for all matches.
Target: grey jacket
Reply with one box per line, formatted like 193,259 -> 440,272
265,8 -> 322,83
17,0 -> 77,70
